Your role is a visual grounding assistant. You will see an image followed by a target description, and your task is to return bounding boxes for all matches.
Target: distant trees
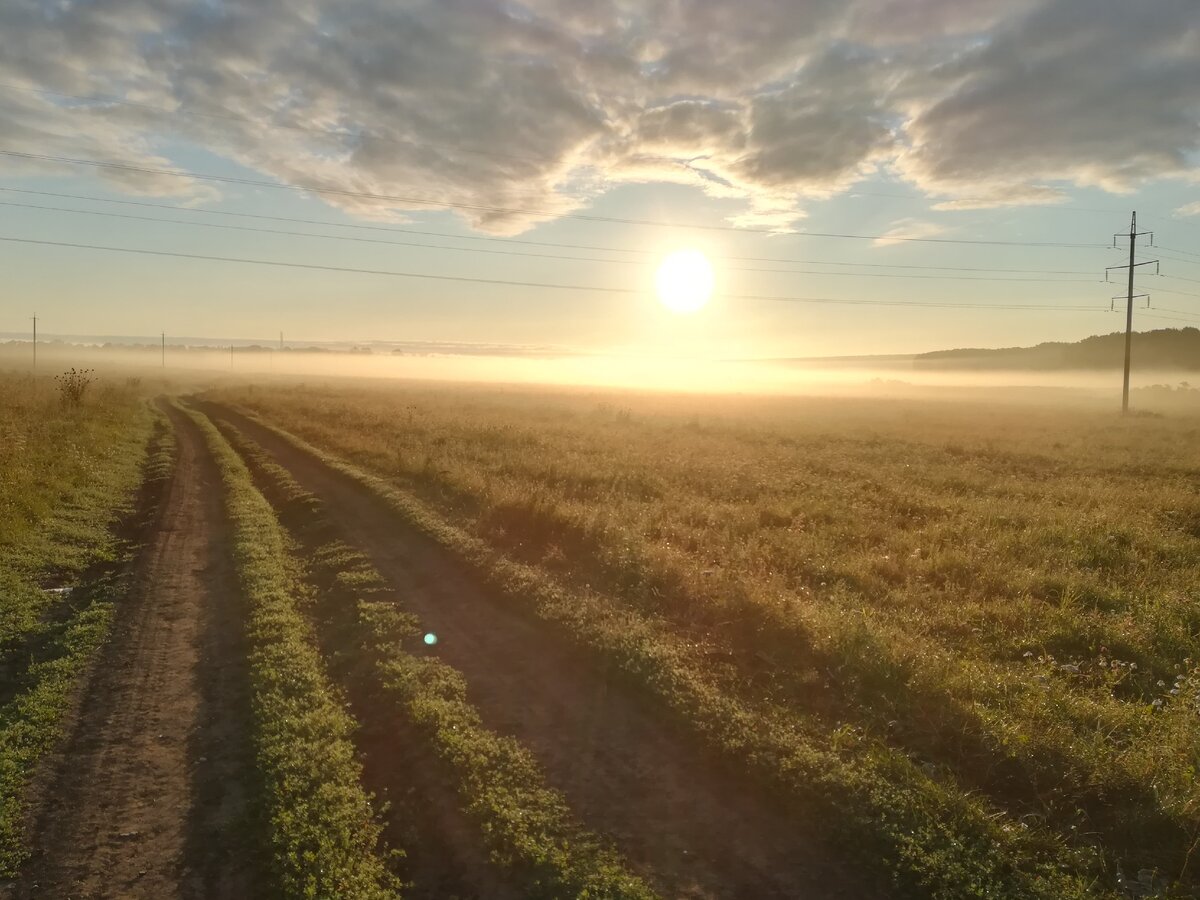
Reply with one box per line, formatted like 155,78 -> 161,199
914,327 -> 1200,370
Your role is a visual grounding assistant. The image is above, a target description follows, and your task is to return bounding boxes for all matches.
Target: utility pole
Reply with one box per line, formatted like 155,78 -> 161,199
161,332 -> 166,368
1105,212 -> 1158,415
31,315 -> 36,373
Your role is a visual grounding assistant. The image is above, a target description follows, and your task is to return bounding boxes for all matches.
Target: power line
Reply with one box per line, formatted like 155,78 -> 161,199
0,200 -> 635,265
1159,273 -> 1200,285
739,297 -> 1104,312
0,148 -> 1114,247
1106,212 -> 1158,414
1143,214 -> 1200,235
1152,285 -> 1200,299
0,187 -> 1106,275
1149,306 -> 1200,320
0,199 -> 1100,285
1152,251 -> 1200,268
1139,312 -> 1200,326
0,233 -> 1109,312
1157,244 -> 1200,260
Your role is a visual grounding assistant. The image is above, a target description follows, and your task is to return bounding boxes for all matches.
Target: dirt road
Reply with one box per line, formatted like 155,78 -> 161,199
11,404 -> 259,899
210,402 -> 878,900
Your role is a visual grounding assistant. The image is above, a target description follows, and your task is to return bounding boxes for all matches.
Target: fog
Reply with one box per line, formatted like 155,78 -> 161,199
3,339 -> 1196,410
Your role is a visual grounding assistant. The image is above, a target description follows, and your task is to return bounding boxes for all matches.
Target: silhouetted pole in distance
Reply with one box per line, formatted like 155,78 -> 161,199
1122,214 -> 1136,414
1105,213 -> 1158,415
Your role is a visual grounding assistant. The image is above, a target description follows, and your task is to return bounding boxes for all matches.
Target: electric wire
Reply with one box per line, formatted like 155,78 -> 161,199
1157,244 -> 1200,261
0,186 -> 1106,275
0,200 -> 1101,285
0,234 -> 1111,311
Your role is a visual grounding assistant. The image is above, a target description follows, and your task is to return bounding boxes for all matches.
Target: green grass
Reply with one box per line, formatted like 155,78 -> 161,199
216,417 -> 658,899
208,382 -> 1200,897
0,374 -> 161,876
178,401 -> 399,899
0,374 -> 154,646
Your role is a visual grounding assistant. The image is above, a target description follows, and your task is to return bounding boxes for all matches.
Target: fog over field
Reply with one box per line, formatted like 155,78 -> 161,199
5,334 -> 1199,405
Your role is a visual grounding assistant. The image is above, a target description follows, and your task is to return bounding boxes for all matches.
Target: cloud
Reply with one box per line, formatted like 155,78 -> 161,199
0,0 -> 1197,233
1176,201 -> 1200,218
873,218 -> 950,246
896,0 -> 1200,197
932,186 -> 1069,211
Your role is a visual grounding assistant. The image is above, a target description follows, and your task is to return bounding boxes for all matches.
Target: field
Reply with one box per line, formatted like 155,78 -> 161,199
0,373 -> 158,877
2,372 -> 1198,898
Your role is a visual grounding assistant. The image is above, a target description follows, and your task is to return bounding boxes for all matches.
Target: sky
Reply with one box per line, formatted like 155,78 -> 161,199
1,0 -> 1199,360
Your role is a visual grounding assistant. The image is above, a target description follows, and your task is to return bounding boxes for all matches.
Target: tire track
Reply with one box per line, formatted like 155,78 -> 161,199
208,402 -> 878,900
10,403 -> 260,899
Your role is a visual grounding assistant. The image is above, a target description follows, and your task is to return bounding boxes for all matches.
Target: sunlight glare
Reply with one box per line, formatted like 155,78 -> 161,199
656,249 -> 714,314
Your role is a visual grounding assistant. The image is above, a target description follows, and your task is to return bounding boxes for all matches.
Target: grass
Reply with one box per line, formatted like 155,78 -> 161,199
208,381 -> 1200,898
177,401 -> 399,899
0,374 -> 163,877
0,374 -> 154,645
214,415 -> 658,899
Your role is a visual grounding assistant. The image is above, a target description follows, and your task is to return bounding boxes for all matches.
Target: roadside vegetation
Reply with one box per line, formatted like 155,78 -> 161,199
213,415 -> 657,899
209,382 -> 1200,898
0,373 -> 161,875
178,402 -> 399,898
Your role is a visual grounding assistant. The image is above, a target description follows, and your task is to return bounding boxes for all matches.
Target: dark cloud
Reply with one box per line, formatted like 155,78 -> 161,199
728,46 -> 897,192
899,0 -> 1200,195
0,0 -> 1196,232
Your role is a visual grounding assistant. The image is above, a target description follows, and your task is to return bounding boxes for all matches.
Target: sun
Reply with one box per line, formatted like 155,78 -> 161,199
656,249 -> 714,314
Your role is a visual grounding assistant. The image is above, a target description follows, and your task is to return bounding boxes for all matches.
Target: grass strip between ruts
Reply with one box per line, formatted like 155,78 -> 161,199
178,400 -> 399,899
217,415 -> 659,900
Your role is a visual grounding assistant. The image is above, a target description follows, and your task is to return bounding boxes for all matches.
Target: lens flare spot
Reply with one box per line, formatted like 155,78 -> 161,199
423,632 -> 438,646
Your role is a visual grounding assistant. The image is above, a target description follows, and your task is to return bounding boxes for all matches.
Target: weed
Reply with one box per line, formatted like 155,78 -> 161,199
53,368 -> 95,408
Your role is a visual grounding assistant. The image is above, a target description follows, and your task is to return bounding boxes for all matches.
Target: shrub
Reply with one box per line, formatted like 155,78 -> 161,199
55,368 -> 96,407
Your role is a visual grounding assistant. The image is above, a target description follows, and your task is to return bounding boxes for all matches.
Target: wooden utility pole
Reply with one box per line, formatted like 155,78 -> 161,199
1105,213 -> 1158,415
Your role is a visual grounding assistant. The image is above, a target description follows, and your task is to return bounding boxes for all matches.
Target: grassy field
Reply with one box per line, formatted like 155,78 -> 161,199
0,372 -> 159,875
209,380 -> 1200,897
214,417 -> 658,899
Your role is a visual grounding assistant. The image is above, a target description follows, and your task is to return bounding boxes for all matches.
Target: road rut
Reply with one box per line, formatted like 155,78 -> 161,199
10,403 -> 259,899
210,401 -> 877,900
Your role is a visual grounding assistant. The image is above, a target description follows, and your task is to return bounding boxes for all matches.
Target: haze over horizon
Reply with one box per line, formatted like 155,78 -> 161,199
2,0 -> 1199,364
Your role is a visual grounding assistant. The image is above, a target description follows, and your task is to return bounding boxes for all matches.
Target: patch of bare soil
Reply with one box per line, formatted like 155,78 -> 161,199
210,402 -> 880,900
10,403 -> 260,899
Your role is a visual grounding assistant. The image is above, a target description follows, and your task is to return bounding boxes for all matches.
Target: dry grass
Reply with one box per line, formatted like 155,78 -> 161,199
211,381 -> 1200,896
